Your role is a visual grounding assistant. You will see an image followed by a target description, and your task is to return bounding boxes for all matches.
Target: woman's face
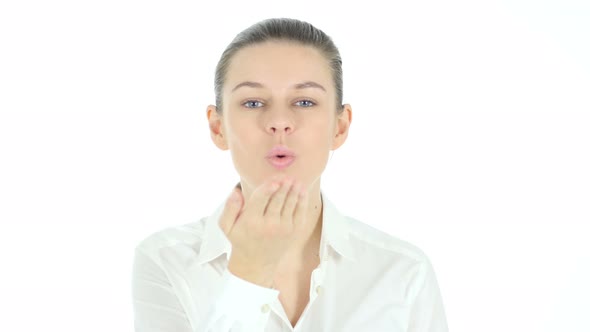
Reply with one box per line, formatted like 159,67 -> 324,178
207,41 -> 352,192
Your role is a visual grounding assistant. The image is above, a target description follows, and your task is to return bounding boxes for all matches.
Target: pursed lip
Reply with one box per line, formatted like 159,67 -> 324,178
266,145 -> 296,169
266,145 -> 295,158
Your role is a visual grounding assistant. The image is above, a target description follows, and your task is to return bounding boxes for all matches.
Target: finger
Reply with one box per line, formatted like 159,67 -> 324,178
265,177 -> 293,222
219,187 -> 243,236
245,177 -> 282,218
282,180 -> 301,220
293,185 -> 308,228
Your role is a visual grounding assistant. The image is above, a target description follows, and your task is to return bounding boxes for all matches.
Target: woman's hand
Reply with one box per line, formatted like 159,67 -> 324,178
219,175 -> 308,287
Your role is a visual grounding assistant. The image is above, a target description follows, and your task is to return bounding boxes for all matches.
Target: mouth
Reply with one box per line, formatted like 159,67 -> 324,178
266,145 -> 296,169
267,155 -> 296,169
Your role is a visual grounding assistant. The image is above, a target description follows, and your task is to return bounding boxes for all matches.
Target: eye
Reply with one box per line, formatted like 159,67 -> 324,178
241,99 -> 316,109
295,99 -> 315,107
242,100 -> 264,108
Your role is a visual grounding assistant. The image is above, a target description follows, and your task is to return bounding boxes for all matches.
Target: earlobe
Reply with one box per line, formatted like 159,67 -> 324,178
331,105 -> 352,150
207,105 -> 229,151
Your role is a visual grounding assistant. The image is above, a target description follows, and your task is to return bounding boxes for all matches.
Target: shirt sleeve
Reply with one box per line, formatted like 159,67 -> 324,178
406,257 -> 449,332
132,248 -> 193,331
132,248 -> 280,332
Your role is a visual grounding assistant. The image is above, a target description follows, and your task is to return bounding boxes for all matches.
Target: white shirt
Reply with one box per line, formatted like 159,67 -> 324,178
132,191 -> 449,332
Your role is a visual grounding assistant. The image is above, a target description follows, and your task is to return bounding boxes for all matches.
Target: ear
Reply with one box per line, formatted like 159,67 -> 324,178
207,105 -> 229,151
331,104 -> 352,150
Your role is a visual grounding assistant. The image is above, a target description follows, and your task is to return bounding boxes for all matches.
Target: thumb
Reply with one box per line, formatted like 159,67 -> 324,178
219,187 -> 243,236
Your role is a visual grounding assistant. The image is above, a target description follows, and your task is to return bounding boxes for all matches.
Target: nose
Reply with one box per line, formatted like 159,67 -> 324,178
269,123 -> 292,134
265,109 -> 294,135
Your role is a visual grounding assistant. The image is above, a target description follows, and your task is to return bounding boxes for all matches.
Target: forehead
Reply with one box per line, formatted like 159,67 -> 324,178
225,41 -> 332,91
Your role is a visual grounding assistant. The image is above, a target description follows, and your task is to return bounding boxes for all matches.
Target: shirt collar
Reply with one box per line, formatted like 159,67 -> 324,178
196,190 -> 357,265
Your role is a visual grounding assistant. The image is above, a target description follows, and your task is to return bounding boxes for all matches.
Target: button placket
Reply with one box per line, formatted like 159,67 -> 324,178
315,285 -> 323,295
309,262 -> 327,300
261,303 -> 270,313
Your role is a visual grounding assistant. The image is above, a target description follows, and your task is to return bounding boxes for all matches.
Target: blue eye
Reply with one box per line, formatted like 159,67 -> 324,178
243,100 -> 263,108
242,99 -> 316,109
295,100 -> 315,107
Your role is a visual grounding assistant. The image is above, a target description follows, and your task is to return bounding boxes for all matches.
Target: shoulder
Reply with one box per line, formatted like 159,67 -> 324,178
134,217 -> 208,262
343,215 -> 431,265
339,215 -> 441,301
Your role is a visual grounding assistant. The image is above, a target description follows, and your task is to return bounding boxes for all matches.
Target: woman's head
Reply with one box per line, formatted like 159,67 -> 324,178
213,18 -> 345,115
207,18 -> 352,197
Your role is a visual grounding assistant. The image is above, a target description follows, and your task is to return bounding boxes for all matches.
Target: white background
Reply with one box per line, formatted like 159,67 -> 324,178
1,0 -> 589,331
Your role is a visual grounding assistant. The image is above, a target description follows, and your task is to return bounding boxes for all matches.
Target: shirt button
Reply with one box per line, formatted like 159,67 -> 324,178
261,304 -> 270,313
315,285 -> 323,295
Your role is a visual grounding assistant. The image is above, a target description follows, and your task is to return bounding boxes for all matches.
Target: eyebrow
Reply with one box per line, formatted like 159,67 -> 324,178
231,81 -> 327,93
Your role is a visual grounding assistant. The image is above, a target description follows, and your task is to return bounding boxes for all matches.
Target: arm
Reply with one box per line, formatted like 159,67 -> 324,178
406,257 -> 449,332
132,248 -> 192,331
132,248 -> 279,332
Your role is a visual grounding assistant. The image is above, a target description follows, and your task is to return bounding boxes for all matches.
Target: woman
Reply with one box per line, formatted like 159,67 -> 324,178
132,18 -> 448,331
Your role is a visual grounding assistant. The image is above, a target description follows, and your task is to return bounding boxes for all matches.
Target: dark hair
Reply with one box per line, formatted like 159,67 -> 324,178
213,18 -> 344,115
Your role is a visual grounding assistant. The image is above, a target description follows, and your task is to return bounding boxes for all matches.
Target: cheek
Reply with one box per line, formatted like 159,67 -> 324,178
308,116 -> 335,144
225,117 -> 254,148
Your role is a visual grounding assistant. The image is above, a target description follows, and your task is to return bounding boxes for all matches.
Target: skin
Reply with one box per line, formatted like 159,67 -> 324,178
206,40 -> 352,284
